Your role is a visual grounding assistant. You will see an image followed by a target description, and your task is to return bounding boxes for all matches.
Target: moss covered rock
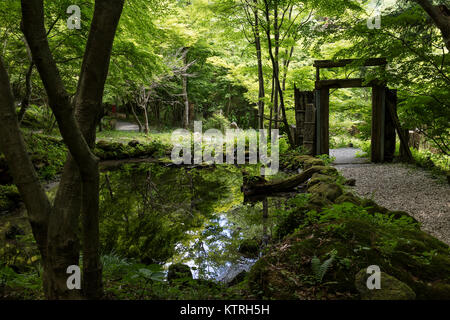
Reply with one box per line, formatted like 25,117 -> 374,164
248,203 -> 450,300
307,194 -> 333,211
335,193 -> 362,206
355,269 -> 416,300
280,153 -> 326,172
303,158 -> 325,170
309,166 -> 339,177
307,173 -> 336,188
307,182 -> 343,202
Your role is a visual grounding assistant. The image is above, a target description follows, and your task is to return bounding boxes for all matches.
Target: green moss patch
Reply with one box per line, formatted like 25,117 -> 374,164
94,139 -> 168,161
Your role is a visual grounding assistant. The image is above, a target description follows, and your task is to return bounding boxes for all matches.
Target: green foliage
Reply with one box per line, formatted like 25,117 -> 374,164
137,266 -> 165,282
0,185 -> 21,212
0,266 -> 42,299
22,132 -> 67,180
274,194 -> 311,239
330,1 -> 449,156
202,112 -> 231,132
316,154 -> 336,166
311,249 -> 337,284
409,147 -> 450,177
302,203 -> 420,231
278,136 -> 290,155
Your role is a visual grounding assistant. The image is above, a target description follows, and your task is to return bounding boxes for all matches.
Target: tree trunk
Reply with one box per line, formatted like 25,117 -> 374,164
0,56 -> 52,288
273,3 -> 280,130
143,104 -> 150,134
262,198 -> 269,246
130,103 -> 143,132
254,0 -> 265,130
182,48 -> 190,129
17,62 -> 34,123
189,102 -> 195,128
269,75 -> 274,132
17,0 -> 125,299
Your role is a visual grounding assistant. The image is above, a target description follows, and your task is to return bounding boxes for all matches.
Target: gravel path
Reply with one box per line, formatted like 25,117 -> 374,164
115,120 -> 139,131
330,148 -> 369,164
332,148 -> 450,245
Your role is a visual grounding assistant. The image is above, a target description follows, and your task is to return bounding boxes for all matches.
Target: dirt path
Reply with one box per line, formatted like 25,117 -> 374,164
331,148 -> 450,245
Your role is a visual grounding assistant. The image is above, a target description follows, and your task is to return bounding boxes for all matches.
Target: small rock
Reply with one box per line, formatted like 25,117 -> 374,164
355,269 -> 416,300
238,239 -> 260,258
167,264 -> 193,283
128,140 -> 141,148
344,178 -> 356,186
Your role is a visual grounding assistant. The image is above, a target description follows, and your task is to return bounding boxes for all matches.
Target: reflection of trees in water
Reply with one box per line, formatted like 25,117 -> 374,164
99,164 -> 293,280
98,164 -> 240,266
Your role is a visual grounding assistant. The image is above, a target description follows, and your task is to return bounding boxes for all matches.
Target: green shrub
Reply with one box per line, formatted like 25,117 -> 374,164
203,112 -> 230,132
0,185 -> 21,211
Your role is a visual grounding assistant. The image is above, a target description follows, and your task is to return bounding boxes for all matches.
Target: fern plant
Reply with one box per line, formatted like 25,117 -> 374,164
311,249 -> 337,284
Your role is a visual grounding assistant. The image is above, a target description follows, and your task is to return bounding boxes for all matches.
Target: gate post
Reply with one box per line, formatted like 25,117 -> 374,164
384,88 -> 397,162
316,88 -> 330,155
304,103 -> 316,155
371,85 -> 386,162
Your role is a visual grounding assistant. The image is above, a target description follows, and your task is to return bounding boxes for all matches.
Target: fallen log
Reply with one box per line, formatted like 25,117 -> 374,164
242,166 -> 336,198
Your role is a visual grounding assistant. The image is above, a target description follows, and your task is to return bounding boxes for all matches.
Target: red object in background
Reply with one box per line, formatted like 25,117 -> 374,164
112,104 -> 117,114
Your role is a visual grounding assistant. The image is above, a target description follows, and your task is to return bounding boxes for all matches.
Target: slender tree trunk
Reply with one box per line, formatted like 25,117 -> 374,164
273,3 -> 280,130
17,36 -> 34,124
189,102 -> 195,127
143,105 -> 150,134
182,48 -> 189,129
253,0 -> 265,129
227,83 -> 232,116
18,63 -> 34,123
269,75 -> 274,133
262,198 -> 269,246
281,46 -> 294,91
130,103 -> 143,132
155,101 -> 160,129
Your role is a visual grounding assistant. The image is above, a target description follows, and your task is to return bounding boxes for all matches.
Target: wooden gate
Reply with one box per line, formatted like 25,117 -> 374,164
293,58 -> 410,163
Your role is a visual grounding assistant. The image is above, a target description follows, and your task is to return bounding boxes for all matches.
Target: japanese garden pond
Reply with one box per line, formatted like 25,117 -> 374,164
98,162 -> 293,282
